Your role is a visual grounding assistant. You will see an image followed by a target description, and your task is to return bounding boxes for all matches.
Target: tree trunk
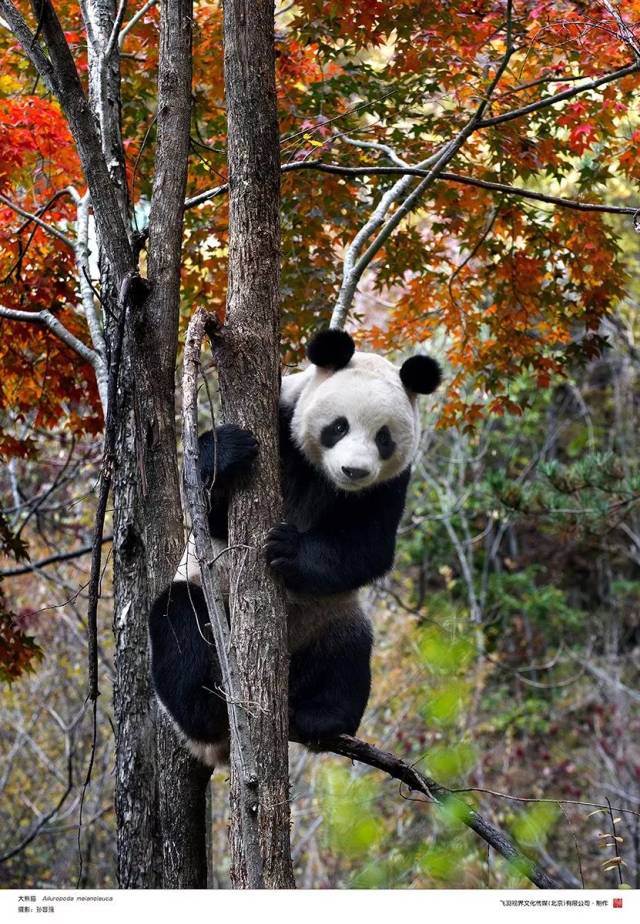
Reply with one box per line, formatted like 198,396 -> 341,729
220,0 -> 295,889
111,0 -> 205,888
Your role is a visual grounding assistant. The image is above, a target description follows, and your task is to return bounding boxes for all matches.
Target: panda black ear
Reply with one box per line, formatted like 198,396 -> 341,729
307,328 -> 355,370
400,355 -> 442,395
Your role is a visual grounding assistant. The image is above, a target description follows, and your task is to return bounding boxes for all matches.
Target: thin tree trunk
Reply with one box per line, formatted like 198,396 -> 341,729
219,0 -> 295,889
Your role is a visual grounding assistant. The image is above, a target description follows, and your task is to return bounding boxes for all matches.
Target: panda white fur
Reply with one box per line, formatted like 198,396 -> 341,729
148,329 -> 441,766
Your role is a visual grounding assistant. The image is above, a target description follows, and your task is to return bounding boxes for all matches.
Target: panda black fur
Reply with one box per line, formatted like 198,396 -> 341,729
148,329 -> 441,766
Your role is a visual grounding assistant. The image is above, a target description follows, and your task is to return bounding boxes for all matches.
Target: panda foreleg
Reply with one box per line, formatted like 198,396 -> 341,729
198,424 -> 258,485
288,608 -> 372,745
198,425 -> 258,540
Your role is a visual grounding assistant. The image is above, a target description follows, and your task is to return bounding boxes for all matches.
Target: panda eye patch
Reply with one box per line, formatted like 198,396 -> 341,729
321,416 -> 349,448
375,425 -> 395,460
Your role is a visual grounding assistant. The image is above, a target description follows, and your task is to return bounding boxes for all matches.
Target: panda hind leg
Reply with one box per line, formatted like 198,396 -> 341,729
289,611 -> 372,745
149,581 -> 229,764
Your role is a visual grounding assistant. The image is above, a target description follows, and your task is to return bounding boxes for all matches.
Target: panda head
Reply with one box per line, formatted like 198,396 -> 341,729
282,329 -> 441,492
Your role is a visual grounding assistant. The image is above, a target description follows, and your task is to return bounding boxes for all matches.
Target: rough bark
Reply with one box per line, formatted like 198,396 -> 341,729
219,0 -> 295,889
24,0 -> 133,279
84,0 -> 131,224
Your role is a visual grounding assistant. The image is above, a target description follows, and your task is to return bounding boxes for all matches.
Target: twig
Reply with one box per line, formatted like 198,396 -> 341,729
449,786 -> 640,819
0,537 -> 113,579
0,743 -> 74,864
606,797 -> 625,886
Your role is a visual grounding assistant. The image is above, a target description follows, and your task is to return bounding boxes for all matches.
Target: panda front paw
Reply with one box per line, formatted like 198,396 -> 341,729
215,424 -> 259,474
265,522 -> 300,577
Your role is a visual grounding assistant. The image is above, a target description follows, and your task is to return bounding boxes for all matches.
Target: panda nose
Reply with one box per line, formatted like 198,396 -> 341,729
342,466 -> 370,481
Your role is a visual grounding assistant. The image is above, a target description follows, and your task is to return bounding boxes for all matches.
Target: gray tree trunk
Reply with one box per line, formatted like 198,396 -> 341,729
220,0 -> 295,889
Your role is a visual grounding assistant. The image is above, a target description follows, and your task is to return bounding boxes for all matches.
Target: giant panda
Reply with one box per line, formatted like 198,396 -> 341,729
148,329 -> 441,766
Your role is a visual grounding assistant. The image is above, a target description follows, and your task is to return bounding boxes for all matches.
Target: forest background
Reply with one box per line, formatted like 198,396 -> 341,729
0,0 -> 639,890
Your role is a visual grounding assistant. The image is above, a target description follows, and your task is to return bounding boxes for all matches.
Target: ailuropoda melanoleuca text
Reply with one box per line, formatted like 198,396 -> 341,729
148,329 -> 441,766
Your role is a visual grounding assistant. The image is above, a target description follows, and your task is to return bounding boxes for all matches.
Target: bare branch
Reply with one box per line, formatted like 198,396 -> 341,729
186,161 -> 640,219
67,186 -> 109,408
287,162 -> 640,217
342,135 -> 409,167
184,181 -> 228,209
0,304 -> 99,369
118,0 -> 157,47
104,0 -> 128,61
449,785 -> 640,819
320,734 -> 561,890
0,192 -> 75,249
0,537 -> 113,579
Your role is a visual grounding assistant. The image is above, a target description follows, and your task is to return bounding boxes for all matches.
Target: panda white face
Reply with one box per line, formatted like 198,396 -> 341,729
286,353 -> 421,492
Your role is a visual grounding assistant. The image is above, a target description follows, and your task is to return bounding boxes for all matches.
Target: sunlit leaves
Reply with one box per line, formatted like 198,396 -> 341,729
319,765 -> 386,859
511,802 -> 559,848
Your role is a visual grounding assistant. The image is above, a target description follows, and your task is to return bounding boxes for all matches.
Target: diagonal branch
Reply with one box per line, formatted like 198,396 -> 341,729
0,192 -> 75,249
118,0 -> 157,48
0,304 -> 99,369
478,60 -> 640,129
600,0 -> 640,61
321,734 -> 561,890
0,537 -> 113,579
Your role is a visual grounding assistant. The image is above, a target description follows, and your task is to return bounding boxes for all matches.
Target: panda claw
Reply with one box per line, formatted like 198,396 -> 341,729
269,557 -> 291,570
265,522 -> 300,569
